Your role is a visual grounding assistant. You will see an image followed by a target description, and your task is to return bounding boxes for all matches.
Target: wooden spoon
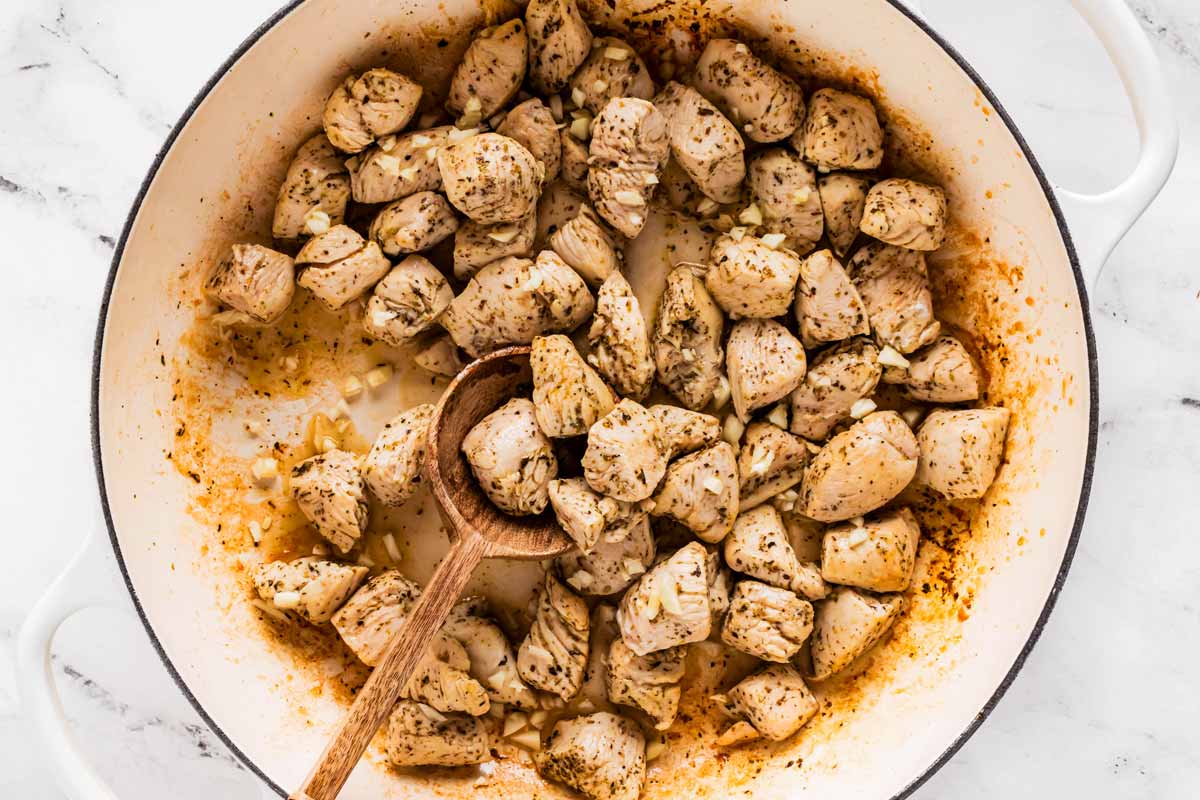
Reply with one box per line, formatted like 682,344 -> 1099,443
290,345 -> 572,800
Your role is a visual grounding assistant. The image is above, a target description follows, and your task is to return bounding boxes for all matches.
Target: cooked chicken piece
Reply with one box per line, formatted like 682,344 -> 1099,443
295,226 -> 390,311
790,337 -> 882,440
323,68 -> 422,154
607,638 -> 685,730
413,332 -> 466,378
794,248 -> 870,348
848,241 -> 941,353
916,407 -> 1010,499
650,405 -> 720,458
361,256 -> 452,347
452,212 -> 536,281
726,319 -> 808,421
405,634 -> 491,715
549,209 -> 619,288
525,0 -> 593,95
496,98 -> 562,182
447,18 -> 528,119
347,126 -> 451,204
442,613 -> 539,709
587,98 -> 669,238
441,252 -> 594,358
794,88 -> 884,172
720,580 -> 813,662
517,574 -> 590,700
737,422 -> 811,510
617,541 -> 711,655
536,179 -> 587,245
290,450 -> 368,554
860,178 -> 948,251
724,664 -> 818,741
558,513 -> 655,596
582,399 -> 669,502
462,397 -> 557,515
587,273 -> 655,401
536,712 -> 645,800
654,81 -> 745,203
653,265 -> 725,410
272,135 -> 352,241
548,477 -> 649,554
561,129 -> 591,191
707,550 -> 733,627
438,132 -> 545,225
822,507 -> 920,592
331,571 -> 419,661
384,700 -> 490,767
809,587 -> 902,680
798,411 -> 919,522
531,334 -> 618,438
362,403 -> 435,507
205,244 -> 295,324
252,557 -> 368,624
722,505 -> 815,596
570,37 -> 655,114
819,174 -> 871,256
691,39 -> 805,143
783,510 -> 824,560
658,157 -> 704,212
748,147 -> 823,253
651,442 -> 739,544
706,233 -> 804,319
580,605 -> 621,707
369,191 -> 460,256
885,333 -> 981,403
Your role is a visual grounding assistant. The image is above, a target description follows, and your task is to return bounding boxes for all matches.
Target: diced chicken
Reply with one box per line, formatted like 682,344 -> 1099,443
651,442 -> 739,544
658,157 -> 703,212
790,337 -> 882,440
252,557 -> 368,624
525,0 -> 593,95
848,241 -> 941,354
722,505 -> 816,596
447,18 -> 528,119
737,422 -> 811,510
794,88 -> 884,171
330,571 -> 419,662
290,450 -> 368,554
798,411 -> 919,522
462,397 -> 558,515
548,477 -> 649,554
809,587 -> 902,680
794,248 -> 870,348
819,173 -> 871,256
726,319 -> 808,421
404,635 -> 491,715
783,510 -> 825,561
654,81 -> 745,203
347,126 -> 451,204
537,179 -> 588,244
706,550 -> 734,626
413,332 -> 466,378
720,580 -> 813,662
587,98 -> 669,238
691,39 -> 805,143
205,243 -> 295,324
384,700 -> 489,767
438,132 -> 545,224
323,68 -> 422,154
822,507 -> 921,592
369,191 -> 460,256
531,334 -> 618,438
886,333 -> 981,402
497,97 -> 562,182
650,405 -> 720,458
748,147 -> 823,254
295,226 -> 390,311
362,403 -> 435,507
271,134 -> 352,241
452,212 -> 536,281
653,265 -> 725,409
549,209 -> 619,288
606,638 -> 686,730
860,178 -> 948,251
558,513 -> 655,596
570,37 -> 655,115
561,129 -> 591,191
442,612 -> 539,709
361,255 -> 453,347
587,273 -> 655,401
517,574 -> 590,700
582,399 -> 669,502
916,407 -> 1010,499
724,664 -> 818,741
441,251 -> 594,357
535,712 -> 646,800
617,541 -> 711,655
580,604 -> 621,707
706,233 -> 804,319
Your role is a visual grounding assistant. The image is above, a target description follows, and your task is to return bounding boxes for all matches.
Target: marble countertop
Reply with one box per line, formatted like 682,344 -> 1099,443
1,0 -> 1197,797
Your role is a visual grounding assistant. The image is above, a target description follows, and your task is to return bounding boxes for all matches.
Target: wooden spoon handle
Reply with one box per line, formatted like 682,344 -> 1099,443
289,531 -> 490,800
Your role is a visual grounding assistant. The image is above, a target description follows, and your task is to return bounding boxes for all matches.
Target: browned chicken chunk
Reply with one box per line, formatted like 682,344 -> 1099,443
536,712 -> 646,800
587,98 -> 669,238
496,97 -> 562,183
272,134 -> 352,241
818,173 -> 871,256
206,243 -> 295,324
794,88 -> 884,171
748,147 -> 823,254
860,178 -> 948,251
447,18 -> 528,120
570,38 -> 656,115
691,39 -> 805,143
323,68 -> 422,154
916,407 -> 1010,498
655,81 -> 745,203
361,255 -> 453,347
821,507 -> 921,592
438,132 -> 545,224
525,0 -> 593,95
368,191 -> 459,256
794,248 -> 870,348
848,241 -> 941,354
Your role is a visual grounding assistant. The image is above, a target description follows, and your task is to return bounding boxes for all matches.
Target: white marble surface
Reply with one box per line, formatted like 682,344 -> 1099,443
1,0 -> 1198,797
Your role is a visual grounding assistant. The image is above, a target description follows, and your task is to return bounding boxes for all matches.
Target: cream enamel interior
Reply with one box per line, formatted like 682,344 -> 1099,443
95,0 -> 1093,797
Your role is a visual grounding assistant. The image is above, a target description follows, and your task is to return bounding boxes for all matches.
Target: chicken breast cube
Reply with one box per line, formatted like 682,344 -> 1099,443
517,574 -> 590,700
799,411 -> 919,522
331,571 -> 421,664
706,550 -> 734,627
570,37 -> 655,115
463,397 -> 558,515
447,18 -> 528,119
737,422 -> 811,510
916,407 -> 1010,499
650,405 -> 720,458
549,209 -> 619,288
721,580 -> 813,662
723,505 -> 813,596
438,132 -> 545,224
818,173 -> 871,257
561,129 -> 591,191
860,178 -> 948,251
583,399 -> 669,502
363,403 -> 435,507
885,333 -> 981,403
536,712 -> 646,800
794,249 -> 870,348
607,638 -> 686,730
361,256 -> 453,347
532,335 -> 618,438
585,276 -> 654,403
849,241 -> 941,354
727,319 -> 808,421
442,612 -> 539,709
653,265 -> 726,409
496,97 -> 561,182
794,88 -> 884,171
549,477 -> 649,554
295,226 -> 390,311
725,664 -> 818,741
206,243 -> 295,324
405,635 -> 491,715
588,98 -> 669,238
252,557 -> 369,624
272,134 -> 351,241
441,252 -> 594,358
369,191 -> 460,256
413,332 -> 466,378
617,541 -> 711,655
706,233 -> 804,319
809,587 -> 903,680
323,68 -> 422,154
290,450 -> 368,554
748,148 -> 823,254
691,39 -> 805,143
452,212 -> 536,281
525,0 -> 593,95
384,700 -> 489,767
822,507 -> 920,592
651,442 -> 739,543
580,605 -> 621,707
558,514 -> 655,596
790,337 -> 882,440
347,126 -> 451,205
655,82 -> 745,203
